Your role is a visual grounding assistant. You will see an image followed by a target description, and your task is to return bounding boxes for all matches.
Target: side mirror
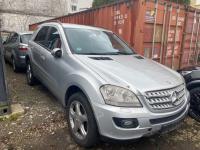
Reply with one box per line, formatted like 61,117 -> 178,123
51,48 -> 62,58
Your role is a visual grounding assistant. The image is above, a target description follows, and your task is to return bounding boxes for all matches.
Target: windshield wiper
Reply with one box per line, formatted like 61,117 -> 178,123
77,52 -> 120,55
116,52 -> 134,55
76,51 -> 134,55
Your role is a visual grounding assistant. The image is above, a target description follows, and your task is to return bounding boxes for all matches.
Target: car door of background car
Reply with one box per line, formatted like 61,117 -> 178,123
3,34 -> 11,61
9,33 -> 20,61
3,33 -> 18,62
31,26 -> 50,82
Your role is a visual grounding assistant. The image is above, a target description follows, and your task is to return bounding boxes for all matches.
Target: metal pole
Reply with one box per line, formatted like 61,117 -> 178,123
151,0 -> 158,59
188,11 -> 196,65
171,7 -> 180,69
164,5 -> 173,66
160,3 -> 167,63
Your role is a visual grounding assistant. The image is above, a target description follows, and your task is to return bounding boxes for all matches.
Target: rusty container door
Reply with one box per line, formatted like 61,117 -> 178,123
141,0 -> 185,70
180,9 -> 200,68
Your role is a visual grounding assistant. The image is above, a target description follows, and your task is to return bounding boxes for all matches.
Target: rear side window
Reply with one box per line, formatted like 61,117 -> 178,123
20,34 -> 32,44
34,26 -> 49,47
10,33 -> 19,43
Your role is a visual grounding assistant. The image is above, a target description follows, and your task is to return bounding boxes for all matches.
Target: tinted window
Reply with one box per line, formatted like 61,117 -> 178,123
10,33 -> 18,43
34,26 -> 49,47
20,34 -> 32,44
46,27 -> 62,51
64,28 -> 134,55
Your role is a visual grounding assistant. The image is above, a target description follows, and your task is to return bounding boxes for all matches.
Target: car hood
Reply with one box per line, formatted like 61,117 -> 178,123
75,55 -> 184,94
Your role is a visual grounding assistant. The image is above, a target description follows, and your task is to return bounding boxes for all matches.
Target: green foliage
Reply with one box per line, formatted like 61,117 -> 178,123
92,0 -> 191,7
170,0 -> 190,5
92,0 -> 116,7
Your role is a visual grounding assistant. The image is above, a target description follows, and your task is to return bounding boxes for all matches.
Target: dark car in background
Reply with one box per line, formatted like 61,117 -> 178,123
3,32 -> 33,72
178,66 -> 200,122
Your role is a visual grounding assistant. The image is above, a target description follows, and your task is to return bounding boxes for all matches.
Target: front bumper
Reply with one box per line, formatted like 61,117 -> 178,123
93,93 -> 190,140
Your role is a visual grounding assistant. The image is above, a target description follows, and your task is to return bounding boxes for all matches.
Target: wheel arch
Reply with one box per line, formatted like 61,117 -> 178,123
65,85 -> 91,107
64,83 -> 101,134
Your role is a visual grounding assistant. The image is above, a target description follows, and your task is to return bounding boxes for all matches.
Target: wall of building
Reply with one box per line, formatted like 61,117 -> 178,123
0,13 -> 51,32
0,0 -> 93,32
67,0 -> 93,13
0,0 -> 70,32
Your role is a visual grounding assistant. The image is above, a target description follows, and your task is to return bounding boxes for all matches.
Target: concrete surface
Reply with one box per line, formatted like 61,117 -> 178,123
0,104 -> 24,121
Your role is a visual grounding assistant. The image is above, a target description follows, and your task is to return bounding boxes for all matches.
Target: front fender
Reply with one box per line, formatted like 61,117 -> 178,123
62,72 -> 106,106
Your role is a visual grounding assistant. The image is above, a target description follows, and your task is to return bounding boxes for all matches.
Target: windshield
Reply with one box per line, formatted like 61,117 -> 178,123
64,28 -> 135,55
21,34 -> 32,44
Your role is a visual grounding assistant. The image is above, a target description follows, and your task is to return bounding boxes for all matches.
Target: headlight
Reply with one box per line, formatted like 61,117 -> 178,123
100,85 -> 142,107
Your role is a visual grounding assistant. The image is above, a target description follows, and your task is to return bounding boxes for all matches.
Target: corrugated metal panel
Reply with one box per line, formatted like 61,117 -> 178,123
180,9 -> 200,68
29,0 -> 200,69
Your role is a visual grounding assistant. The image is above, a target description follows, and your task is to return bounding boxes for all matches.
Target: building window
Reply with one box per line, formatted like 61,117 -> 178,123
71,5 -> 77,11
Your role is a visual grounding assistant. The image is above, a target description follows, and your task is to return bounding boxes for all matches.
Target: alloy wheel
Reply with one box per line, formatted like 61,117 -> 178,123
69,101 -> 88,140
26,63 -> 32,83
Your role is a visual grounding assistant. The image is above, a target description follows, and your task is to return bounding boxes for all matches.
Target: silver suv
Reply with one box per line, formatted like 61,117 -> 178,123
26,23 -> 190,147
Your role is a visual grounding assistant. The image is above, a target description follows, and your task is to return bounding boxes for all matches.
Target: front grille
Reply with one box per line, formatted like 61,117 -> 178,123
145,84 -> 185,110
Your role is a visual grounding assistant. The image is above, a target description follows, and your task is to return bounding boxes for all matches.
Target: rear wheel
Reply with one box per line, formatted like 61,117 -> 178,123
66,92 -> 99,147
26,60 -> 36,86
189,87 -> 200,122
12,57 -> 20,72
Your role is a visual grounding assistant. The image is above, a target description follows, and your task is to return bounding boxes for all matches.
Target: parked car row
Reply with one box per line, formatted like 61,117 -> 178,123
2,23 -> 200,147
3,31 -> 33,72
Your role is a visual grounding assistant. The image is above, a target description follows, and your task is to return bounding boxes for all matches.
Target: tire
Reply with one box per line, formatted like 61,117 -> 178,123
66,92 -> 99,147
26,60 -> 36,86
12,57 -> 20,72
189,87 -> 200,122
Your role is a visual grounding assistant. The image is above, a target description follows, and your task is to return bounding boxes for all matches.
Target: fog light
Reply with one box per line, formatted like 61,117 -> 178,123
113,118 -> 139,128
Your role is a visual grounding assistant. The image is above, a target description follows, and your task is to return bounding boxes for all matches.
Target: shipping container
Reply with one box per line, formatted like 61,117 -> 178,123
180,8 -> 200,68
29,0 -> 200,69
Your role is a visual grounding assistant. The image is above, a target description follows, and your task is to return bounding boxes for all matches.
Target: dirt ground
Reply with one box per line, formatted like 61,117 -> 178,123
1,64 -> 200,150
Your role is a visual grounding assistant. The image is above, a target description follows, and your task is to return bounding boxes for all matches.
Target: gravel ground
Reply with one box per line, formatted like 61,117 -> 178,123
1,64 -> 200,150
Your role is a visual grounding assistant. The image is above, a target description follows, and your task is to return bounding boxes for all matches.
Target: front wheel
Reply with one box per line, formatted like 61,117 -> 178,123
189,87 -> 200,122
66,92 -> 99,147
26,60 -> 36,86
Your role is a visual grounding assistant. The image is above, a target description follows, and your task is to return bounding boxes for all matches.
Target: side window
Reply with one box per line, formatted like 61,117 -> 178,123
46,27 -> 62,51
34,26 -> 49,48
10,33 -> 18,43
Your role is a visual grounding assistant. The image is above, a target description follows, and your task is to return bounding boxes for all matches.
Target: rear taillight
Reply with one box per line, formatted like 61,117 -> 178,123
19,44 -> 28,51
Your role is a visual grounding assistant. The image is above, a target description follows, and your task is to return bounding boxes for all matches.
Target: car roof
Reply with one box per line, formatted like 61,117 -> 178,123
41,22 -> 112,32
19,31 -> 33,35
